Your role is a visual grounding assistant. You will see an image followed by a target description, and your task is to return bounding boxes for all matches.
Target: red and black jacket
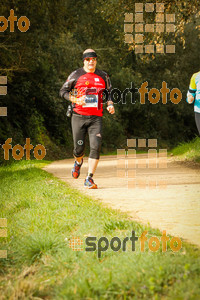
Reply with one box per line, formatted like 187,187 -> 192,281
60,68 -> 112,116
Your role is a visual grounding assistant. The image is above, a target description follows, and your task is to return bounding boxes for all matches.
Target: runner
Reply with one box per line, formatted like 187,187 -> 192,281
60,49 -> 115,189
187,71 -> 200,135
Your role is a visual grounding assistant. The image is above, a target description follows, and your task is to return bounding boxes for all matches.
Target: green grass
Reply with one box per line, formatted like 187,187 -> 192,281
0,161 -> 200,299
171,136 -> 200,163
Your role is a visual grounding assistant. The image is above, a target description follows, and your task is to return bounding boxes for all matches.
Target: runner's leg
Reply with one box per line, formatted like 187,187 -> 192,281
88,158 -> 99,175
71,114 -> 87,162
195,112 -> 200,135
87,116 -> 102,175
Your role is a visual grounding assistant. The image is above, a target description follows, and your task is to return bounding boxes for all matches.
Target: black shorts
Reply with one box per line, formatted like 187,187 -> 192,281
71,113 -> 102,159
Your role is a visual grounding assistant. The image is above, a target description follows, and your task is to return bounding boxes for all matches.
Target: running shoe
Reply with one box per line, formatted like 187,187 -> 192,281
84,176 -> 97,189
72,159 -> 83,179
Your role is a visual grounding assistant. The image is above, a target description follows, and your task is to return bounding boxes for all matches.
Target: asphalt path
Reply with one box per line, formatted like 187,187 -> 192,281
44,155 -> 200,247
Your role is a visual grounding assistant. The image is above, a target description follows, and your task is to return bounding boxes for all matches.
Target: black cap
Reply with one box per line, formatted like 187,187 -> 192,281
83,52 -> 97,60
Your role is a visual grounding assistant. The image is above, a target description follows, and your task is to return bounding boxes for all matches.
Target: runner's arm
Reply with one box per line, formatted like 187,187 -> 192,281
59,72 -> 77,102
105,74 -> 114,107
187,74 -> 196,104
60,72 -> 85,105
105,74 -> 115,114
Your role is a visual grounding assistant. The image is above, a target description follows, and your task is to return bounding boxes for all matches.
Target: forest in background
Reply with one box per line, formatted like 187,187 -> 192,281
0,0 -> 199,162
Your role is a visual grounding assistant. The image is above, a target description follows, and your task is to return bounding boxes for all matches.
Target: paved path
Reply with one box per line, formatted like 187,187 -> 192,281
44,155 -> 200,247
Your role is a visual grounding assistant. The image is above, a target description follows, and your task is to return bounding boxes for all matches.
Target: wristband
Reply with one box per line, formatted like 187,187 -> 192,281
107,104 -> 114,107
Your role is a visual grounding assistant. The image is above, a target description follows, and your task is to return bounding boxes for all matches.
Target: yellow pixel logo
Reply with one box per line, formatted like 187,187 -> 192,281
117,138 -> 167,189
0,218 -> 7,259
0,76 -> 7,117
68,237 -> 83,251
124,2 -> 175,54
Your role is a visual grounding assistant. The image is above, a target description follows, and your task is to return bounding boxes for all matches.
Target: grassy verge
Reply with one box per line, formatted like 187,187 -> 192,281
0,161 -> 200,299
171,136 -> 200,163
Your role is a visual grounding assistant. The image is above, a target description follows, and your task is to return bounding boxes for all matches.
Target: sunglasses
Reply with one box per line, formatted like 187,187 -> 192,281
85,57 -> 97,62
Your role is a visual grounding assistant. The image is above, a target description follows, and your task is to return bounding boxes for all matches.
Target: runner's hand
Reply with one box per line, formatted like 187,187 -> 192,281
107,105 -> 115,114
187,95 -> 194,104
76,95 -> 86,106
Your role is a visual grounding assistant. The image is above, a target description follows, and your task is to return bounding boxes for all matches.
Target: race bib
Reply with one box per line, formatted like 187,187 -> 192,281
83,94 -> 98,108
